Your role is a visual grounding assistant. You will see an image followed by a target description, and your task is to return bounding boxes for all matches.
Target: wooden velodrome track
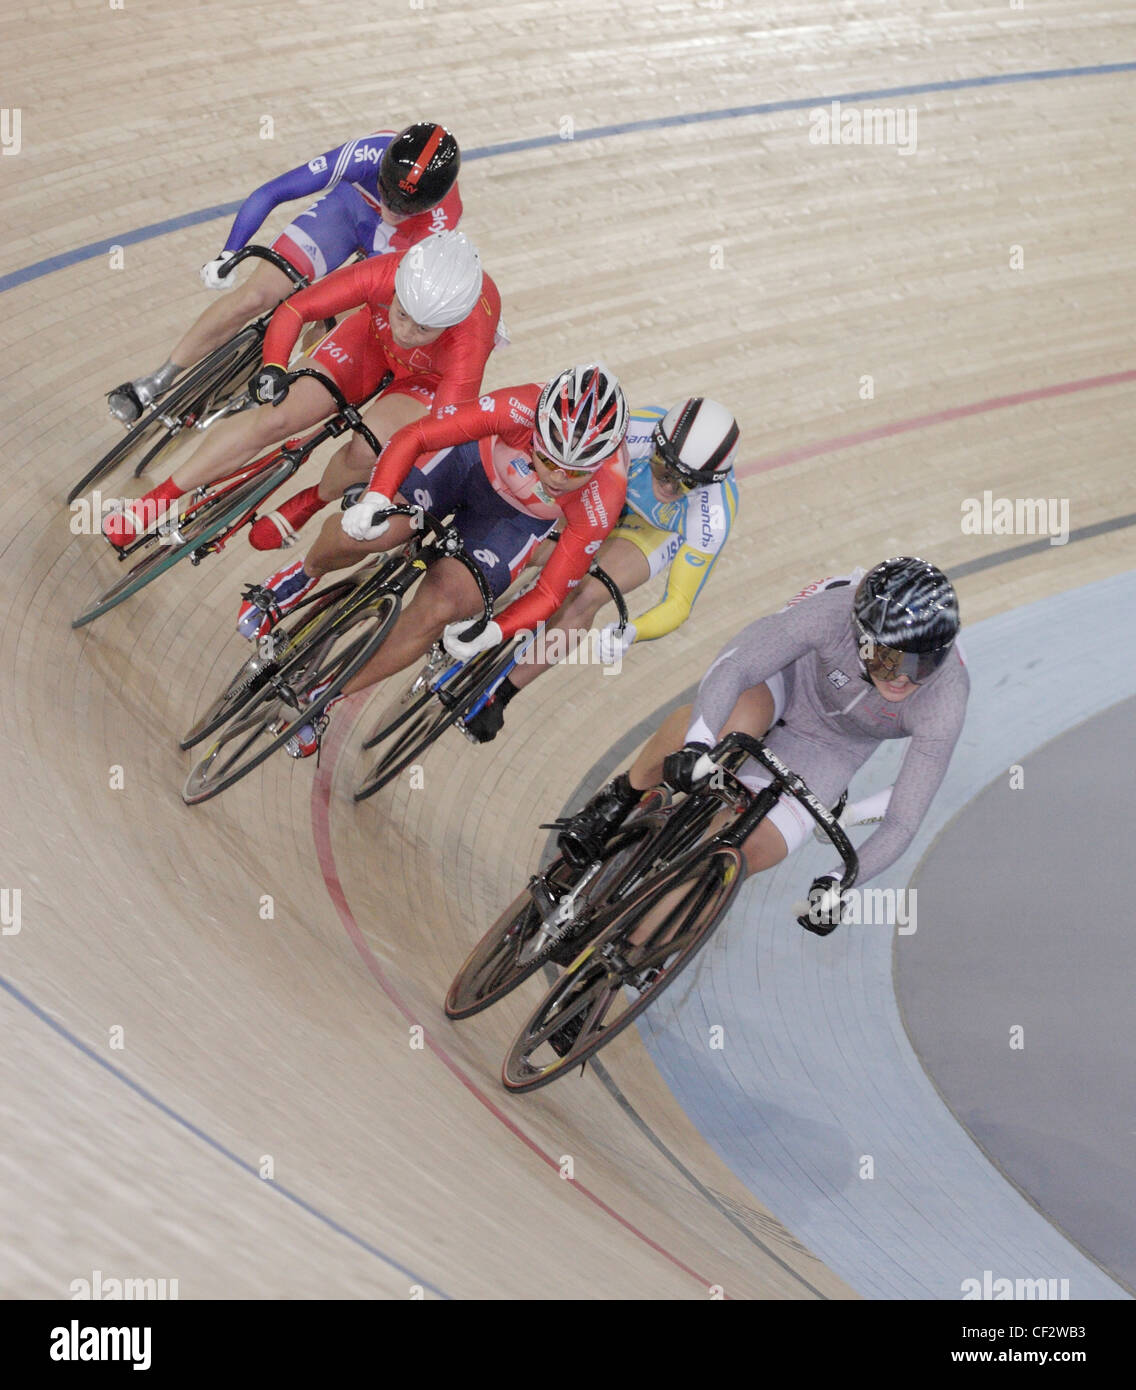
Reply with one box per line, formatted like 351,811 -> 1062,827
2,1 -> 1133,1299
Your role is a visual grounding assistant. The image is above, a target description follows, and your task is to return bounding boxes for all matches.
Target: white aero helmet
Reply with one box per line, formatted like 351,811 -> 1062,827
651,398 -> 739,485
534,363 -> 629,471
394,230 -> 483,329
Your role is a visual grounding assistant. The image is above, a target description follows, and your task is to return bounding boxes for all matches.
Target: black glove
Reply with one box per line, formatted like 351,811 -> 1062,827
662,742 -> 714,794
250,364 -> 289,405
798,875 -> 846,936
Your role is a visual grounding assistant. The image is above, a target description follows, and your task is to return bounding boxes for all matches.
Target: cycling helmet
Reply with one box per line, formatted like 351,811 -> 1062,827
651,398 -> 739,486
534,364 -> 629,471
394,230 -> 483,329
852,557 -> 960,684
378,122 -> 460,215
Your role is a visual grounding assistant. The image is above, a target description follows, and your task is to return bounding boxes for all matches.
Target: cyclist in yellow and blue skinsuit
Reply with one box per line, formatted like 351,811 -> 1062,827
464,397 -> 740,742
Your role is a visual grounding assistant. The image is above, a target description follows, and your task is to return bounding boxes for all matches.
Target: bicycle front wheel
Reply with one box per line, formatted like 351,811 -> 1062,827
444,856 -> 586,1019
353,647 -> 506,802
178,579 -> 357,750
501,845 -> 745,1092
181,591 -> 400,805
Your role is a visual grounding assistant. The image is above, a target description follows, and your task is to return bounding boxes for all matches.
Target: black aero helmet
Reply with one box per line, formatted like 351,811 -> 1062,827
852,557 -> 960,684
378,123 -> 460,215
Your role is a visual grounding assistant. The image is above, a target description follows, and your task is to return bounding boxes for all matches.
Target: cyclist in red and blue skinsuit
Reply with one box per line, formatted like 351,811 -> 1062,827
238,366 -> 631,759
107,123 -> 462,423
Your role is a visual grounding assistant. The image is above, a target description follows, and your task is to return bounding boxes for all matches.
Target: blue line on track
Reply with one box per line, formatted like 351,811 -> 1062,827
0,972 -> 452,1299
2,59 -> 1133,295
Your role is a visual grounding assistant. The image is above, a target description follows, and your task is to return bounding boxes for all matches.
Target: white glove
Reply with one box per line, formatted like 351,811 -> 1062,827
341,490 -> 393,542
442,619 -> 503,662
597,620 -> 635,666
200,251 -> 236,290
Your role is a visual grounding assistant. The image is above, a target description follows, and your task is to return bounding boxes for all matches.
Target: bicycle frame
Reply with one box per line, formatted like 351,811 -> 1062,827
109,366 -> 393,567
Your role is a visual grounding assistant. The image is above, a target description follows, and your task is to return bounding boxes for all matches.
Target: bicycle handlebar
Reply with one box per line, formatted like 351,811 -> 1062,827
708,731 -> 860,889
369,503 -> 495,642
218,244 -> 309,291
586,564 -> 629,631
281,367 -> 391,458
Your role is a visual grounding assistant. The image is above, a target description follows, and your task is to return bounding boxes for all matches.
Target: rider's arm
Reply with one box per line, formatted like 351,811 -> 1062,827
823,689 -> 967,884
630,477 -> 736,641
495,467 -> 628,641
367,390 -> 533,498
632,541 -> 718,641
260,256 -> 394,367
221,137 -> 362,254
683,601 -> 834,746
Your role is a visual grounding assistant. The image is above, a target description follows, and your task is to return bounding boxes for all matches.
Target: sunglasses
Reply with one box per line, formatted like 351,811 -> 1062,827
648,451 -> 698,491
532,448 -> 596,482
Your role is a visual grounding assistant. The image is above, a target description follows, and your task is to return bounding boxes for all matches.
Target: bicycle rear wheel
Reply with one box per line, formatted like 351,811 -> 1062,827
501,845 -> 745,1092
181,591 -> 400,804
71,456 -> 293,629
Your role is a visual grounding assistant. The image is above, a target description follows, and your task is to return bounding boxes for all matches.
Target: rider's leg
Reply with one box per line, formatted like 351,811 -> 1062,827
556,683 -> 779,867
109,262 -> 295,423
235,498 -> 419,639
169,261 -> 295,376
169,373 -> 337,491
169,185 -> 364,379
628,683 -> 777,790
338,557 -> 485,697
321,391 -> 430,501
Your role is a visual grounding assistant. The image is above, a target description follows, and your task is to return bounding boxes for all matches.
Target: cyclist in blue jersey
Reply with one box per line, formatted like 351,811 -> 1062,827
464,398 -> 740,742
108,123 -> 462,422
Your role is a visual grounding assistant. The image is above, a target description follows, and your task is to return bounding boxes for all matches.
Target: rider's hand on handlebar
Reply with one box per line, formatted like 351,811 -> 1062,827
798,875 -> 848,936
597,620 -> 635,666
442,619 -> 502,663
200,250 -> 236,290
662,742 -> 718,793
341,490 -> 393,542
250,364 -> 290,406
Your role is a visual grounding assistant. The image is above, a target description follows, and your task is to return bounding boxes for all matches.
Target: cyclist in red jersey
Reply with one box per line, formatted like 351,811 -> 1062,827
102,231 -> 501,548
236,365 -> 630,758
